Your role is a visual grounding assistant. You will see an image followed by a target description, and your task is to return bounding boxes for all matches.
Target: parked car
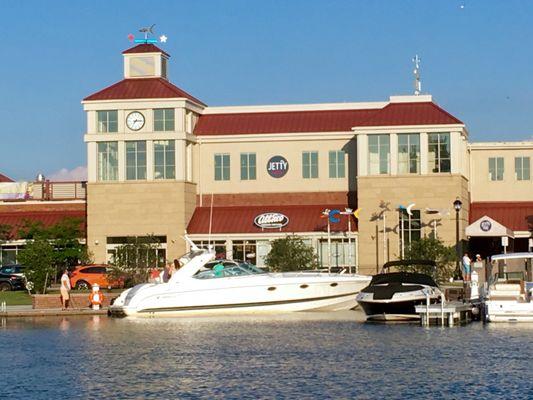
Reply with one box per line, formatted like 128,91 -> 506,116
0,272 -> 26,291
69,265 -> 124,290
0,264 -> 26,278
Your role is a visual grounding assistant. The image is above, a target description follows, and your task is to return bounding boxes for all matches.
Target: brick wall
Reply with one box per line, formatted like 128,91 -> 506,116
32,293 -> 118,309
197,191 -> 356,207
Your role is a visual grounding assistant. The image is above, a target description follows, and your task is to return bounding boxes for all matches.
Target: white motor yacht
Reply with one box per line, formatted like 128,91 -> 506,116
109,239 -> 371,317
483,252 -> 533,322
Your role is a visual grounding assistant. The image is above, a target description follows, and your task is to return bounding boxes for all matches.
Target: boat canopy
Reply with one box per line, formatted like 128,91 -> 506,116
491,252 -> 533,262
370,272 -> 437,287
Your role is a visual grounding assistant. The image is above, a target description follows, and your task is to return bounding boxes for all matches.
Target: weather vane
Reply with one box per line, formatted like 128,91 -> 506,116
127,24 -> 168,44
412,55 -> 421,95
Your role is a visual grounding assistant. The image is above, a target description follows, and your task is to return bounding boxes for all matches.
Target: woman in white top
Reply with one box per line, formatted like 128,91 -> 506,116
60,269 -> 71,310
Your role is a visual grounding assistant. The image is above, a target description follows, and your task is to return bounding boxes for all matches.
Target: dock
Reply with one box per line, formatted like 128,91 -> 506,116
415,302 -> 474,327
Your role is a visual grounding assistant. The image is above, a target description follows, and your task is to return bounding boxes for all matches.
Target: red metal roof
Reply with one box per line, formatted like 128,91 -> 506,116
0,173 -> 13,183
83,78 -> 206,106
194,102 -> 463,135
470,202 -> 533,232
194,109 -> 378,135
122,43 -> 170,57
187,205 -> 357,234
357,102 -> 463,126
0,210 -> 86,239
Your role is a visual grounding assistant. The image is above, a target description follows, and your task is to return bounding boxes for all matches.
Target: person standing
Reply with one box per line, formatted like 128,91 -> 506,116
60,269 -> 71,310
462,252 -> 471,282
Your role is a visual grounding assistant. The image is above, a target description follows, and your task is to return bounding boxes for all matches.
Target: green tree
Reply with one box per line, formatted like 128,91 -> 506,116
16,217 -> 91,293
0,223 -> 12,242
264,235 -> 318,272
401,237 -> 456,283
17,239 -> 55,294
107,235 -> 161,287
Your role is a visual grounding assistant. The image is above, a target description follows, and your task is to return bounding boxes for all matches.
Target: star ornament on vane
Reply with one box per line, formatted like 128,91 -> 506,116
159,35 -> 168,43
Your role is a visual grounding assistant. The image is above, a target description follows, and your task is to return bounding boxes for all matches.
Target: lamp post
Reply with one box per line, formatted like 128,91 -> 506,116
453,198 -> 463,279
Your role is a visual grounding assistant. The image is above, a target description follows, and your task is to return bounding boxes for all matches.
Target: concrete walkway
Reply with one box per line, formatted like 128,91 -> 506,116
1,306 -> 108,317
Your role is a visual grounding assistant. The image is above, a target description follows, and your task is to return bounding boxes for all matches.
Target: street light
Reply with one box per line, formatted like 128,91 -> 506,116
453,198 -> 463,279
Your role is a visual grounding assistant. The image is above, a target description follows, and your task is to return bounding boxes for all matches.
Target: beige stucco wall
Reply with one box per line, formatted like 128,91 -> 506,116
470,143 -> 533,202
196,136 -> 357,196
356,174 -> 469,275
87,181 -> 196,263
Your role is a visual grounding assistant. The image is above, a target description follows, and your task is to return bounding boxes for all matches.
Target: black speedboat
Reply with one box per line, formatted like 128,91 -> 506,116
356,260 -> 442,321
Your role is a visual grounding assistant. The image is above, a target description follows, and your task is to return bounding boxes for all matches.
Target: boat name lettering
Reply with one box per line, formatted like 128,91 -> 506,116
254,213 -> 289,228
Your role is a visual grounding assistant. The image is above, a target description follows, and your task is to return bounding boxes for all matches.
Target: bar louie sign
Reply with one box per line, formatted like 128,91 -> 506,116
254,212 -> 289,229
267,156 -> 289,178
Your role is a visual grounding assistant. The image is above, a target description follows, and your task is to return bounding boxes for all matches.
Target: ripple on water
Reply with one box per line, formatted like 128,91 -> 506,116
1,312 -> 533,399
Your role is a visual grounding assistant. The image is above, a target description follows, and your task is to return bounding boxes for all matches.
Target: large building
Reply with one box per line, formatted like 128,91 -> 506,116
79,43 -> 532,275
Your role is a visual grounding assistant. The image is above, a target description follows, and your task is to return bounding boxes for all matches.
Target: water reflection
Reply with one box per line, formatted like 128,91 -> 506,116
1,312 -> 533,399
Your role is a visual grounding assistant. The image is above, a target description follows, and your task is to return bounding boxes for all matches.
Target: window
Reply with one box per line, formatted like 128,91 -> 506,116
97,110 -> 118,133
154,140 -> 175,179
399,208 -> 421,249
398,134 -> 420,174
240,153 -> 256,180
428,133 -> 450,173
329,150 -> 345,178
489,157 -> 504,181
214,154 -> 230,181
154,109 -> 175,131
126,141 -> 147,180
97,142 -> 118,181
368,135 -> 390,174
515,157 -> 530,181
302,151 -> 318,179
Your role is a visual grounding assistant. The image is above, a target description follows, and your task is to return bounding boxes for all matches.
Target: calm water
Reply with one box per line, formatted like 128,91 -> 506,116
1,311 -> 532,399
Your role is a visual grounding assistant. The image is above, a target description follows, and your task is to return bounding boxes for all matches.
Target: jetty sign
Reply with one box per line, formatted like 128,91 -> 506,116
254,212 -> 289,229
267,156 -> 289,178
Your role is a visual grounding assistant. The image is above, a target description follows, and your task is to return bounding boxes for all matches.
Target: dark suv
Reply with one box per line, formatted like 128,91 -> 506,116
0,273 -> 25,291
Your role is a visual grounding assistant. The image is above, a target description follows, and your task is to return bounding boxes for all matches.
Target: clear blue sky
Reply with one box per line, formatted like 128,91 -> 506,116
1,0 -> 533,180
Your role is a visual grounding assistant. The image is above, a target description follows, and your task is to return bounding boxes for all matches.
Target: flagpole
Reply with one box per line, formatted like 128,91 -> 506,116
327,218 -> 331,274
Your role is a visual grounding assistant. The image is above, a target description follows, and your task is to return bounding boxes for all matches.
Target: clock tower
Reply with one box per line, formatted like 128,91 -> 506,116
82,43 -> 205,264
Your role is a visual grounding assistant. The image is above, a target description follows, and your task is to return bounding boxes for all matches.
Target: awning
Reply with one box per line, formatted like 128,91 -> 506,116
186,204 -> 357,234
466,215 -> 514,238
470,202 -> 533,232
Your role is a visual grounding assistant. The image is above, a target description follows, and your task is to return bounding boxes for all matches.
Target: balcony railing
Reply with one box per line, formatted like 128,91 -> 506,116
0,181 -> 87,202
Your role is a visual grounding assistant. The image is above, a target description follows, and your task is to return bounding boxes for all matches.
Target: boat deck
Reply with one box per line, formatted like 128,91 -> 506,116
415,302 -> 474,326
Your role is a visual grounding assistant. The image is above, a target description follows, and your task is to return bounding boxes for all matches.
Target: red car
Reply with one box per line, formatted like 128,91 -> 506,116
69,265 -> 124,290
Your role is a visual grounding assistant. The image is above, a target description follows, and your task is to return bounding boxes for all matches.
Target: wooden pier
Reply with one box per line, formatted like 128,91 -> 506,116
415,302 -> 474,327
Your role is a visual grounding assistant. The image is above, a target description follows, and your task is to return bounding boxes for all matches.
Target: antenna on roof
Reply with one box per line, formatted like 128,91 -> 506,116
412,55 -> 421,95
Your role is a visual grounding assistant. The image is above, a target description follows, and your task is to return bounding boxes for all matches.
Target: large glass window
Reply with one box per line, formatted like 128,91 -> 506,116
329,150 -> 345,178
240,153 -> 256,180
398,134 -> 420,174
126,141 -> 147,180
428,133 -> 450,173
302,151 -> 318,179
97,142 -> 118,181
515,157 -> 530,181
97,110 -> 118,133
154,140 -> 175,179
318,239 -> 357,270
368,135 -> 390,174
489,157 -> 504,181
154,109 -> 175,131
399,208 -> 421,250
214,154 -> 230,181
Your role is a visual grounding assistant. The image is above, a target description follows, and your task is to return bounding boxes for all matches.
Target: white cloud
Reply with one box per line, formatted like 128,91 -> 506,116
47,166 -> 88,181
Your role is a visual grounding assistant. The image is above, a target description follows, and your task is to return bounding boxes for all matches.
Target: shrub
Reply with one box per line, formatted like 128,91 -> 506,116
402,237 -> 456,283
264,235 -> 318,272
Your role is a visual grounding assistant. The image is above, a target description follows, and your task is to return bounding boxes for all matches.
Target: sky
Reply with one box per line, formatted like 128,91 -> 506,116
1,0 -> 533,181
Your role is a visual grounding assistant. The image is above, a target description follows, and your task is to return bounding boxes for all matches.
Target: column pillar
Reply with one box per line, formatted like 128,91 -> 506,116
357,134 -> 368,176
146,140 -> 154,180
118,141 -> 125,181
390,133 -> 398,175
420,132 -> 428,174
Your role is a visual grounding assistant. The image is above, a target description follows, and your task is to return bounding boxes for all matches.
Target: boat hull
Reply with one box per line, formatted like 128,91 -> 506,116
357,298 -> 434,321
109,274 -> 370,317
485,301 -> 533,322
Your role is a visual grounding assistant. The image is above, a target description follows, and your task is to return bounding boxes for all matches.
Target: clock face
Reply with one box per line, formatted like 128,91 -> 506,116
126,111 -> 145,131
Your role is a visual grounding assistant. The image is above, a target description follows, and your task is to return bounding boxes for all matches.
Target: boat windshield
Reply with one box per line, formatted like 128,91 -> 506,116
179,249 -> 208,266
194,261 -> 265,279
